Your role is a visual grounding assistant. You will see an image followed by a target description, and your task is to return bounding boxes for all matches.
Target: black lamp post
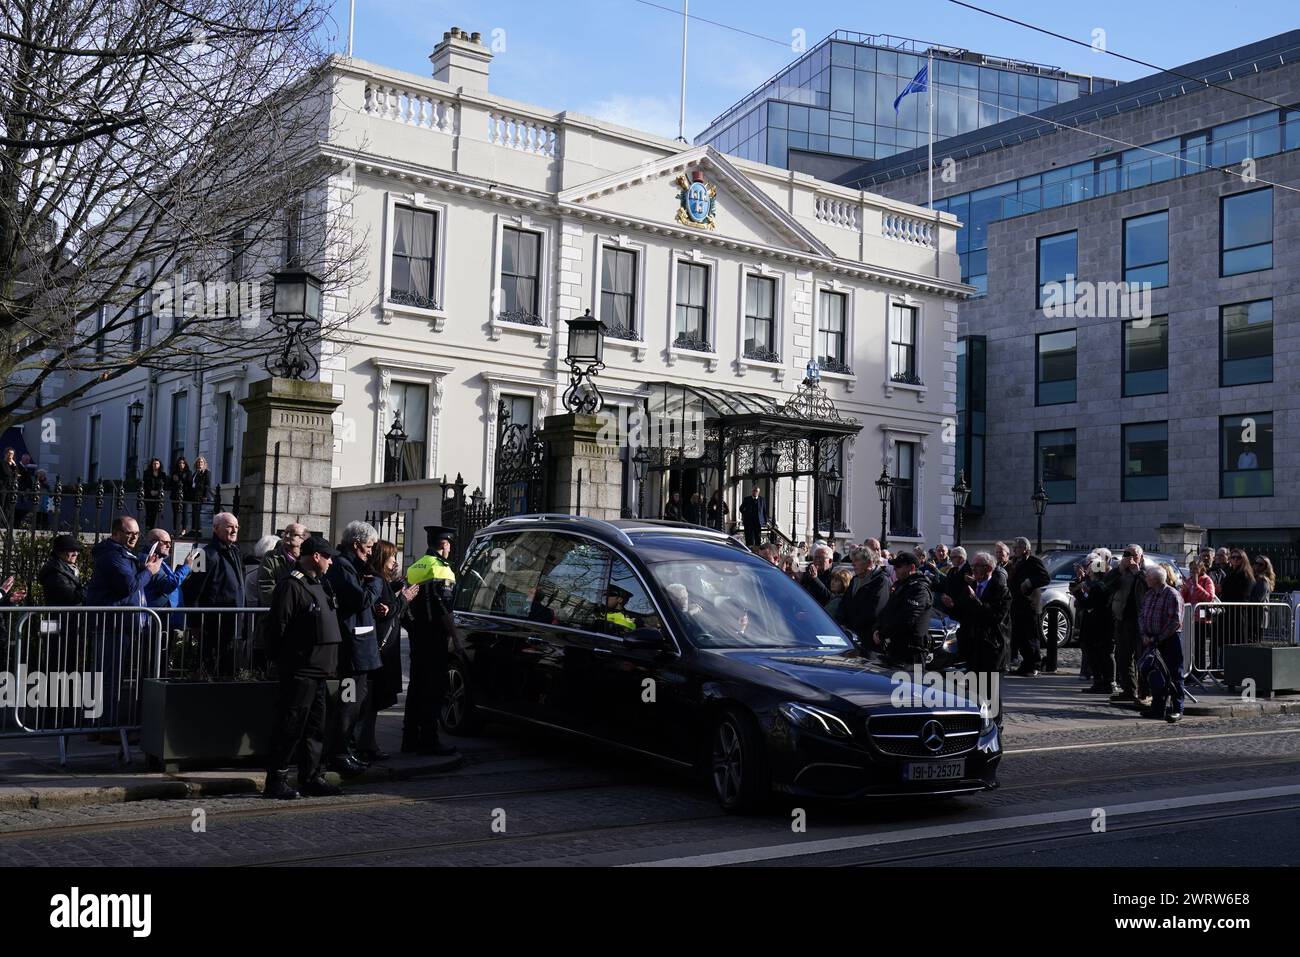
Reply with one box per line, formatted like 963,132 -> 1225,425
267,265 -> 323,380
823,462 -> 842,548
385,410 -> 408,483
632,446 -> 649,519
952,469 -> 971,547
127,399 -> 145,479
875,466 -> 895,549
1032,482 -> 1049,554
562,308 -> 607,414
758,445 -> 778,477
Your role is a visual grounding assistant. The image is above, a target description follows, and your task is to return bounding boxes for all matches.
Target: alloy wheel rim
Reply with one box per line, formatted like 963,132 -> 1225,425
712,721 -> 743,805
443,669 -> 465,726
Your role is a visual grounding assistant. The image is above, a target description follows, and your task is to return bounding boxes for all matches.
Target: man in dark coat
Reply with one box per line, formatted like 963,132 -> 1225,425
38,534 -> 85,606
836,546 -> 890,647
737,486 -> 767,549
324,520 -> 381,776
1104,544 -> 1151,704
799,543 -> 833,607
1072,554 -> 1117,694
261,537 -> 344,799
180,511 -> 246,676
403,525 -> 461,757
1007,537 -> 1050,677
874,552 -> 933,667
945,551 -> 1011,726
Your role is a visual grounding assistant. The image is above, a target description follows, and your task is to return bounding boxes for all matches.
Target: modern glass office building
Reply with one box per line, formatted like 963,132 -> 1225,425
695,32 -> 1116,175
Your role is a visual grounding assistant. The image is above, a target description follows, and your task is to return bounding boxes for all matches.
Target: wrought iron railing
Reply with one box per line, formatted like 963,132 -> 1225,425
674,333 -> 712,352
389,288 -> 440,311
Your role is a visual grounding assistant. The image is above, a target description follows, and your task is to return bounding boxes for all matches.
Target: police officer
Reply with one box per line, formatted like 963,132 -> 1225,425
604,583 -> 636,632
402,525 -> 460,757
262,537 -> 344,800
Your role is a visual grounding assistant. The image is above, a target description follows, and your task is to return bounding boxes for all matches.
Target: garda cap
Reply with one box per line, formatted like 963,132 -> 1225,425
424,525 -> 455,554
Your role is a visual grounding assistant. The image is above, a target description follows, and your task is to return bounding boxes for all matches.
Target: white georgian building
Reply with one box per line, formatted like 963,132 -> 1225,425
56,27 -> 972,548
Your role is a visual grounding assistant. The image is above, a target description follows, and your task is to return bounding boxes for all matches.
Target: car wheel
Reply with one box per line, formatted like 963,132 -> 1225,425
440,661 -> 483,736
1040,604 -> 1073,648
709,708 -> 770,814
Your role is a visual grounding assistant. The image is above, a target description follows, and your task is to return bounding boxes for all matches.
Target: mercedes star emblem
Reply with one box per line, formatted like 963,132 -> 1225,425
920,719 -> 945,753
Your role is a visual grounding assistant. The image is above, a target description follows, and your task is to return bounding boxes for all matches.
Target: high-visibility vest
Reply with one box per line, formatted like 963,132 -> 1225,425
605,610 -> 635,631
408,554 -> 457,586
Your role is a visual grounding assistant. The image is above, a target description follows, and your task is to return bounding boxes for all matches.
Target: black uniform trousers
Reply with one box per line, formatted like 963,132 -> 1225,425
267,671 -> 329,781
1084,626 -> 1116,688
404,630 -> 447,745
1010,605 -> 1041,668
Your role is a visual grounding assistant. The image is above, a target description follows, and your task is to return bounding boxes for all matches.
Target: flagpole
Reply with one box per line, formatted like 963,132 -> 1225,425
347,0 -> 355,57
927,49 -> 934,209
677,0 -> 689,142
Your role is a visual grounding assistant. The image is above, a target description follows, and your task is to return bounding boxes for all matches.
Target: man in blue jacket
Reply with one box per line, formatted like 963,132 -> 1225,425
85,516 -> 164,727
140,528 -> 195,631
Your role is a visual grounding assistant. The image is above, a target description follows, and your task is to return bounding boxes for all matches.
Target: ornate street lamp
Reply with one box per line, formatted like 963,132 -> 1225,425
1032,482 -> 1049,554
562,308 -> 607,414
267,265 -> 323,380
823,462 -> 842,548
804,359 -> 820,385
758,445 -> 779,476
385,410 -> 408,483
952,469 -> 971,547
632,446 -> 649,519
127,399 -> 145,479
875,466 -> 895,549
471,487 -> 486,510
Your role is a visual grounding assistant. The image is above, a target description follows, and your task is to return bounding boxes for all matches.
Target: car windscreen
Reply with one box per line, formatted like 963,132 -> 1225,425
648,558 -> 852,650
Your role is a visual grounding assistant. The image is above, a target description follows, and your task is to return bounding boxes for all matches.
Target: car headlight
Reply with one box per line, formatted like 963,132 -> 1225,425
980,701 -> 995,733
778,702 -> 853,739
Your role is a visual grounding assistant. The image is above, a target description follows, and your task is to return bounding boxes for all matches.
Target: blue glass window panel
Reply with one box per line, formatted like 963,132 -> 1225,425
1038,77 -> 1056,100
979,68 -> 999,91
808,108 -> 829,135
1124,474 -> 1168,502
1285,111 -> 1300,149
831,42 -> 854,66
935,59 -> 958,85
1124,211 -> 1168,287
999,71 -> 1017,94
938,87 -> 959,136
1222,190 -> 1272,275
967,248 -> 987,276
876,78 -> 896,126
899,53 -> 922,78
854,71 -> 876,121
788,130 -> 808,149
767,127 -> 788,166
854,122 -> 874,140
768,101 -> 788,127
1018,73 -> 1037,98
855,46 -> 876,71
959,93 -> 978,132
788,105 -> 809,132
1126,263 -> 1168,287
829,135 -> 853,155
832,67 -> 852,113
1220,413 -> 1273,497
1038,232 -> 1077,306
960,64 -> 980,88
1252,125 -> 1280,157
852,140 -> 874,158
877,50 -> 897,76
1125,367 -> 1168,397
876,125 -> 896,145
999,92 -> 1018,114
808,134 -> 829,152
979,100 -> 999,127
1223,245 -> 1273,275
830,117 -> 854,138
1058,81 -> 1078,101
969,273 -> 988,297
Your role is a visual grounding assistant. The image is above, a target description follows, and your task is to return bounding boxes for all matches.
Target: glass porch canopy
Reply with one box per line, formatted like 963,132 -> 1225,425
641,378 -> 860,483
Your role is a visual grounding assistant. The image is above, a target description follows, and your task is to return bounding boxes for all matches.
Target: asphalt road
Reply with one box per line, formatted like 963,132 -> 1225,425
2,708 -> 1300,867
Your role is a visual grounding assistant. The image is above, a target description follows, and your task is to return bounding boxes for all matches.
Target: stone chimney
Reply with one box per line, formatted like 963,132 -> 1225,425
429,26 -> 492,93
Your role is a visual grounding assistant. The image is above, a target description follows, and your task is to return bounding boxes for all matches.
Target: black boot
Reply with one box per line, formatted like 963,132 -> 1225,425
329,753 -> 366,777
262,770 -> 300,800
299,774 -> 343,797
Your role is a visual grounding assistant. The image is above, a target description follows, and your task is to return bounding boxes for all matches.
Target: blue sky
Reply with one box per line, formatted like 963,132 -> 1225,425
324,1 -> 1297,139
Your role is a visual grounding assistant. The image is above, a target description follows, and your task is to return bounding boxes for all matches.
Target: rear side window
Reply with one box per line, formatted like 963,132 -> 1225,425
454,532 -> 552,619
604,558 -> 664,638
533,535 -> 611,632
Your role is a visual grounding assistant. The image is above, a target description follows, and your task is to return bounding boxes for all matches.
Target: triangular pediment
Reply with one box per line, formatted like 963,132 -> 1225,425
559,146 -> 832,256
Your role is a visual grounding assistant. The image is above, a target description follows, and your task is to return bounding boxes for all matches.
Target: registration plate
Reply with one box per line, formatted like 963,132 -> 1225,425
902,759 -> 965,782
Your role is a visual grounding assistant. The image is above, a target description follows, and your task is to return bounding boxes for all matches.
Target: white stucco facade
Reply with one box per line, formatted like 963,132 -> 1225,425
53,29 -> 972,547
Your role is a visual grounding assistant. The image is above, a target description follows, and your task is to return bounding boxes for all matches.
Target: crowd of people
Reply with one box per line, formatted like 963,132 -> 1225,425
0,446 -> 216,535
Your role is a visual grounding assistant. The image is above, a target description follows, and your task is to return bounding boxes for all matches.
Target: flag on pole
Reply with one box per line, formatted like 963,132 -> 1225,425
893,64 -> 928,113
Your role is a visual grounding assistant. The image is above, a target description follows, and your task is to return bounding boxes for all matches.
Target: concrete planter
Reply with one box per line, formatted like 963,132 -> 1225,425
142,679 -> 280,772
1222,644 -> 1300,698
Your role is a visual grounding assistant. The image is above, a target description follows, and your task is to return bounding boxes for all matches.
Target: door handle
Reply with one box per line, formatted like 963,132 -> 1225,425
593,646 -> 613,655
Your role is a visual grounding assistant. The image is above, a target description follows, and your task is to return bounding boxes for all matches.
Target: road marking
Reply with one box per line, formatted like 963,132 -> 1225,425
626,783 -> 1300,867
1006,727 -> 1300,755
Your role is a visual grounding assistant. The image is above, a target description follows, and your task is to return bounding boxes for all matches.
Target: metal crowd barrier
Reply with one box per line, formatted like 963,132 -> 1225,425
1182,601 -> 1296,685
0,606 -> 164,763
0,606 -> 269,765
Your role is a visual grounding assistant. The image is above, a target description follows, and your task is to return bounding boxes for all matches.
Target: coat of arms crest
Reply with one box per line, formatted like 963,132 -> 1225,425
675,170 -> 717,229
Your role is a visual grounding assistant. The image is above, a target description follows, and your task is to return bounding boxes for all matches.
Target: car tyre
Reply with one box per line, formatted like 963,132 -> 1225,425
1040,603 -> 1073,648
709,708 -> 770,814
440,660 -> 484,736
